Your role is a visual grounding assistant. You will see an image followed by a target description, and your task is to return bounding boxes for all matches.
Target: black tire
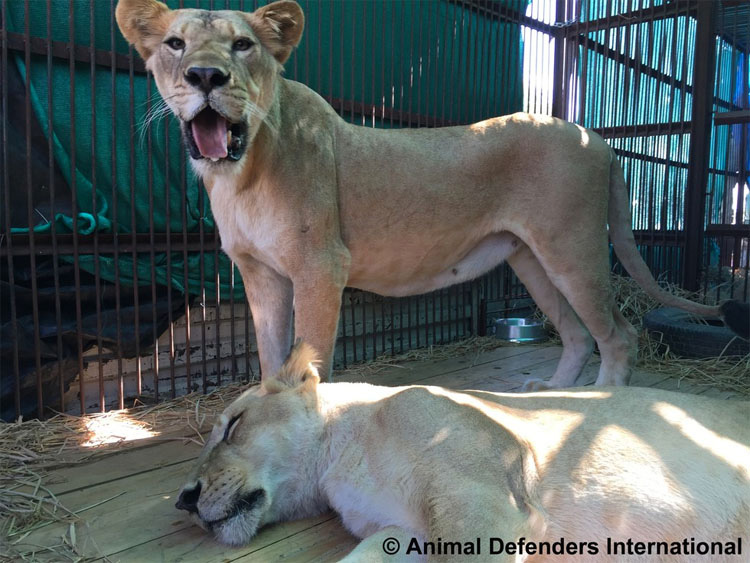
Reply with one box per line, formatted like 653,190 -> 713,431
643,307 -> 749,359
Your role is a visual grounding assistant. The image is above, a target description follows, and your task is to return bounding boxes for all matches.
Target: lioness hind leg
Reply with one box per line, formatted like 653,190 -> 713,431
527,244 -> 636,387
598,303 -> 638,386
508,243 -> 595,390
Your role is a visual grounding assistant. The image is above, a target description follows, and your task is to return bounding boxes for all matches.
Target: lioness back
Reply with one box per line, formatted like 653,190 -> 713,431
336,383 -> 750,551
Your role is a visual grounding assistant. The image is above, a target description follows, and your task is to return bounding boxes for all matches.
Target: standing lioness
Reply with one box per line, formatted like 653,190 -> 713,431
175,342 -> 750,561
116,0 -> 748,386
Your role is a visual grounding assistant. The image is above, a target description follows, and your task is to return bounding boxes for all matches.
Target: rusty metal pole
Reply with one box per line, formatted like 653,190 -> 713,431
551,0 -> 567,119
683,0 -> 716,291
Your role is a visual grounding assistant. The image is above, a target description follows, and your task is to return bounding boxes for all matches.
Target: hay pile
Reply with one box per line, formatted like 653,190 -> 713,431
0,381 -> 250,561
535,274 -> 750,395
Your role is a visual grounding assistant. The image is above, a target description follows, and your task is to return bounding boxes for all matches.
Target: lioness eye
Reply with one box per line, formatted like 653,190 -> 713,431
165,37 -> 185,51
223,414 -> 242,442
232,38 -> 253,52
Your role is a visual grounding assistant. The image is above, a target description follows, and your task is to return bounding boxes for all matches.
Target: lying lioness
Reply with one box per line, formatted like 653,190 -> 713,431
116,0 -> 749,388
176,342 -> 749,561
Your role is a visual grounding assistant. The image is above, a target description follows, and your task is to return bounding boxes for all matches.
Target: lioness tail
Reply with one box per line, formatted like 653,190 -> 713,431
607,150 -> 748,339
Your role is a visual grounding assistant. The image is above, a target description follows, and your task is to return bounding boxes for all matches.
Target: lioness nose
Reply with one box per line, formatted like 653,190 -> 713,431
185,67 -> 230,93
175,482 -> 202,514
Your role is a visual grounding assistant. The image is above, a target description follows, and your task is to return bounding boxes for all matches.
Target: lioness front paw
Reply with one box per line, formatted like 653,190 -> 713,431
522,378 -> 552,392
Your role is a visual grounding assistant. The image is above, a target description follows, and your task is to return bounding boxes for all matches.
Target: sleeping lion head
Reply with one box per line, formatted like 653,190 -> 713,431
116,0 -> 303,173
174,341 -> 325,546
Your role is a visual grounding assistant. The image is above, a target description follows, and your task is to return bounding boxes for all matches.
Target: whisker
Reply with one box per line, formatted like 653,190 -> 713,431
138,103 -> 175,149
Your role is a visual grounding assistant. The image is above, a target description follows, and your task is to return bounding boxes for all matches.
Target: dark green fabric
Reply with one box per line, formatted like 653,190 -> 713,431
7,0 -> 526,299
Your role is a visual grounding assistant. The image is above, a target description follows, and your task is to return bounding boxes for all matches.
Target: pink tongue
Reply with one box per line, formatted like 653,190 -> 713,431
191,110 -> 229,159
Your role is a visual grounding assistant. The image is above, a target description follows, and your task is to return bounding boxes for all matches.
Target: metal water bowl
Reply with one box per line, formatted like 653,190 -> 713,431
493,318 -> 547,343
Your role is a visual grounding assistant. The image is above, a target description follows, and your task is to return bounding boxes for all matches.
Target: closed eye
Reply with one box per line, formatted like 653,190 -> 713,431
223,414 -> 242,442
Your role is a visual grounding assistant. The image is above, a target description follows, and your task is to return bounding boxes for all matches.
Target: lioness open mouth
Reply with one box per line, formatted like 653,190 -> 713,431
184,107 -> 248,162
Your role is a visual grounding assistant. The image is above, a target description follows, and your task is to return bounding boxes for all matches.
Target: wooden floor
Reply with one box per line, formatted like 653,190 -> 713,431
19,344 -> 743,562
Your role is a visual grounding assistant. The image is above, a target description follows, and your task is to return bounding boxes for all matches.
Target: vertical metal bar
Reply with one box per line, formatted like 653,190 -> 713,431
440,0 -> 450,124
653,3 -> 671,279
552,0 -> 566,118
683,0 -> 715,291
706,0 -> 724,300
643,3 -> 656,269
673,2 -> 690,283
88,0 -> 106,412
128,43 -> 142,399
213,189 -> 221,385
360,0 -> 367,358
110,0 -> 124,409
23,0 -> 44,417
412,0 -> 419,350
631,1 -> 645,262
180,108 -> 193,392
661,7 -> 682,283
165,114 -> 176,398
339,1 -> 348,366
578,1 -> 589,125
360,0 -> 367,127
1,0 -> 22,418
469,0 -> 478,123
475,0 -> 487,121
379,1 -> 391,355
147,74 -> 160,401
46,0 -> 65,413
329,0 -> 334,100
371,0 -> 379,356
486,1 -> 498,119
229,261 -> 236,382
351,1 -> 356,127
445,0 -> 457,125
242,0 -> 254,379
199,178 -> 207,390
389,2 -> 402,353
454,0 -> 465,123
424,0 -> 433,127
316,0 -> 321,94
67,0 -> 86,414
349,291 -> 357,364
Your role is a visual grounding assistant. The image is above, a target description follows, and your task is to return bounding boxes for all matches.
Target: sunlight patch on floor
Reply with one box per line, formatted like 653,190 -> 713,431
82,411 -> 158,447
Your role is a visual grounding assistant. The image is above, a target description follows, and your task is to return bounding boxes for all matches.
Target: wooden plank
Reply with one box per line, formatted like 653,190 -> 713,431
630,369 -> 672,389
649,375 -> 713,396
408,346 -> 563,390
338,343 -> 551,387
47,440 -> 202,496
22,460 -> 196,558
422,347 -> 567,392
233,517 -> 357,563
26,456 -> 351,561
107,513 -> 354,563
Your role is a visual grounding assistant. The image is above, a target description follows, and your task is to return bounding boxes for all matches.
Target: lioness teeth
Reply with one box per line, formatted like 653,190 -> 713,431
227,129 -> 232,147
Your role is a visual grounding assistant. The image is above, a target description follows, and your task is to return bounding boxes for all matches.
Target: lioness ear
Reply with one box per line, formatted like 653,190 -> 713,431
248,0 -> 305,64
263,340 -> 320,393
116,0 -> 173,60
